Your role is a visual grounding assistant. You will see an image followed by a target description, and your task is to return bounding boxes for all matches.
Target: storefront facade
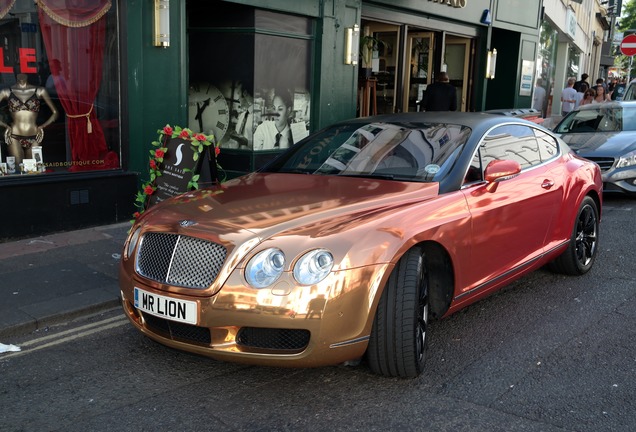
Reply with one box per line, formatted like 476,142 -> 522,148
0,0 -> 134,240
0,0 -> 541,240
539,0 -> 612,122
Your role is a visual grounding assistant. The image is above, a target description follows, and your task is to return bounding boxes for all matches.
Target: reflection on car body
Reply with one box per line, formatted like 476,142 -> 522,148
120,112 -> 602,378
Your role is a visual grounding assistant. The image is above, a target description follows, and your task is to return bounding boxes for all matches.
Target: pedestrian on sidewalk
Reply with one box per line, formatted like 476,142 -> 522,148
421,72 -> 457,111
561,78 -> 577,116
532,78 -> 547,117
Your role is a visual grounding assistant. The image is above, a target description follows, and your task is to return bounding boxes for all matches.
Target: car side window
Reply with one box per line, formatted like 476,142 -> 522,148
464,148 -> 483,183
480,125 -> 540,171
534,129 -> 559,163
624,82 -> 636,101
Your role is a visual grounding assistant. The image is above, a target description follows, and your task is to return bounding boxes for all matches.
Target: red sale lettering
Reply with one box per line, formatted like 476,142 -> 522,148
0,48 -> 12,73
0,47 -> 39,74
19,48 -> 37,73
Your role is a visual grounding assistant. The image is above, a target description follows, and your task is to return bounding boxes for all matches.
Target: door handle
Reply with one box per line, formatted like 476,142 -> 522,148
541,179 -> 554,189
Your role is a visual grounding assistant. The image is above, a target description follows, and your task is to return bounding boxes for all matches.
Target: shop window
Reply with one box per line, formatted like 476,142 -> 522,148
187,2 -> 313,173
0,0 -> 120,177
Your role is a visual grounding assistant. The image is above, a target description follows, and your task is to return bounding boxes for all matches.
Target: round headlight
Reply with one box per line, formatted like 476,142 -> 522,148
293,249 -> 334,285
245,248 -> 286,288
125,226 -> 142,260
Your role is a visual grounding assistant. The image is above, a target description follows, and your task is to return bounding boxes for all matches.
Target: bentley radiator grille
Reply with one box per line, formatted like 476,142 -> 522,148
142,313 -> 211,345
136,232 -> 227,289
236,327 -> 310,351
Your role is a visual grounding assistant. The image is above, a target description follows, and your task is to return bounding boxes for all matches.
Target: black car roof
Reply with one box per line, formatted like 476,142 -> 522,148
335,111 -> 541,131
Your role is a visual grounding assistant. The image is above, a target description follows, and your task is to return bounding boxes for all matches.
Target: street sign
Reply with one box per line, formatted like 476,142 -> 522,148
620,34 -> 636,56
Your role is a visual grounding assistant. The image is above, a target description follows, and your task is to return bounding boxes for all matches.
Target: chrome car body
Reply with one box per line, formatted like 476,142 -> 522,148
120,112 -> 602,377
555,101 -> 636,195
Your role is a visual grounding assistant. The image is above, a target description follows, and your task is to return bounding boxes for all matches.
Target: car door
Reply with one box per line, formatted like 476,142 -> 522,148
458,124 -> 562,296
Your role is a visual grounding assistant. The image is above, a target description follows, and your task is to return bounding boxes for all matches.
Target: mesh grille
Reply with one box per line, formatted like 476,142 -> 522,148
584,156 -> 614,172
236,327 -> 310,351
142,312 -> 212,345
136,232 -> 227,289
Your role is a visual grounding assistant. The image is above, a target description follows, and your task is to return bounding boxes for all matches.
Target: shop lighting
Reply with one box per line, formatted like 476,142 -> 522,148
345,24 -> 360,65
154,0 -> 170,48
480,9 -> 492,25
486,49 -> 497,79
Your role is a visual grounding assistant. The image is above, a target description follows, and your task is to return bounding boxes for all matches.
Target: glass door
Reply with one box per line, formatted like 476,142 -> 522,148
403,32 -> 434,113
444,36 -> 471,112
358,21 -> 400,115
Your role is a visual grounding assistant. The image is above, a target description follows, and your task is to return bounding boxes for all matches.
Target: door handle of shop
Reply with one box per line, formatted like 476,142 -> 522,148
541,179 -> 554,189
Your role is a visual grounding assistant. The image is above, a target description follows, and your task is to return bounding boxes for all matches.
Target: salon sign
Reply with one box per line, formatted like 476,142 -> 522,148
428,0 -> 467,7
566,9 -> 577,40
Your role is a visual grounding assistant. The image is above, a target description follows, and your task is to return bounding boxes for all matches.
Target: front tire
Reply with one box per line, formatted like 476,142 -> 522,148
367,247 -> 428,378
549,196 -> 599,275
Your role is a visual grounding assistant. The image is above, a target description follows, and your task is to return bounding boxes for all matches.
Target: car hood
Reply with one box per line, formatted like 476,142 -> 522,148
140,172 -> 440,242
560,131 -> 636,155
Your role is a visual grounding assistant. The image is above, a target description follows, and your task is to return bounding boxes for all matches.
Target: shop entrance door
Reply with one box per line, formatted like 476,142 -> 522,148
444,36 -> 471,112
358,22 -> 400,115
403,32 -> 434,113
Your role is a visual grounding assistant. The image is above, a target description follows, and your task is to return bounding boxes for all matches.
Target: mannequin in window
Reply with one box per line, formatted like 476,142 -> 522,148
0,73 -> 58,165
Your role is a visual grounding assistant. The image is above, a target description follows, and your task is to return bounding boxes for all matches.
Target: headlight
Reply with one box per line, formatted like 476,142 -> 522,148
293,249 -> 334,285
616,150 -> 636,168
125,226 -> 142,260
245,248 -> 285,288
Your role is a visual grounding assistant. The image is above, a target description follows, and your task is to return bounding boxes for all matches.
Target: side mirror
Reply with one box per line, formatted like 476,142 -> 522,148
483,159 -> 521,192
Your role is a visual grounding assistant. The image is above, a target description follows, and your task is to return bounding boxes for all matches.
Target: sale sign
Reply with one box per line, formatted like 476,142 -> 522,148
0,48 -> 38,74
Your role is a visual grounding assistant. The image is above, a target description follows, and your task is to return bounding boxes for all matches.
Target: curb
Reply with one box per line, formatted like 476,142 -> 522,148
0,298 -> 122,340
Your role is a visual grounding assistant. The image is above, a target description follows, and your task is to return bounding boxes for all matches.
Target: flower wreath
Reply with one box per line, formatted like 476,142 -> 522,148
132,124 -> 222,222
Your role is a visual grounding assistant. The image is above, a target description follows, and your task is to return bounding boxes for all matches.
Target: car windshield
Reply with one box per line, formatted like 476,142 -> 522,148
555,106 -> 636,133
261,121 -> 472,182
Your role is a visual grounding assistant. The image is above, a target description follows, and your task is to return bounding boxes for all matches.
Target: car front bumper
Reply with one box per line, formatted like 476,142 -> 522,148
119,262 -> 391,368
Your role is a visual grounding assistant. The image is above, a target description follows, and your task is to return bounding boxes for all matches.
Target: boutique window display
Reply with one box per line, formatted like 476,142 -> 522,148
0,0 -> 120,177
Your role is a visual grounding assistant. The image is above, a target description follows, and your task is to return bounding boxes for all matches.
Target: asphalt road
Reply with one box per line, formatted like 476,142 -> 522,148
1,195 -> 635,432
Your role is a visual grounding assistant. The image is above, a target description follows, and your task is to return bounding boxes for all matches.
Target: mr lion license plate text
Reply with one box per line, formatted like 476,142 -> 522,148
134,287 -> 197,324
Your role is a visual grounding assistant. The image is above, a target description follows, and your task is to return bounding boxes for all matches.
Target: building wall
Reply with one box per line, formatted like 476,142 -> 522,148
0,0 -> 546,240
541,0 -> 613,121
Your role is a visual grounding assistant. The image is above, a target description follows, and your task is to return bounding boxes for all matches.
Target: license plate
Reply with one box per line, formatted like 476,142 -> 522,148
134,287 -> 198,325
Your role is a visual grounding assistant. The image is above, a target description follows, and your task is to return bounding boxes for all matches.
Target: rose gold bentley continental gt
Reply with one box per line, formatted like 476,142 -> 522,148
120,112 -> 602,378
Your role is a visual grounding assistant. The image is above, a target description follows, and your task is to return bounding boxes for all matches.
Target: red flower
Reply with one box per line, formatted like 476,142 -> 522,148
195,133 -> 206,142
149,159 -> 157,169
155,149 -> 165,158
144,185 -> 154,195
163,126 -> 173,136
133,212 -> 141,219
179,130 -> 190,139
215,146 -> 221,156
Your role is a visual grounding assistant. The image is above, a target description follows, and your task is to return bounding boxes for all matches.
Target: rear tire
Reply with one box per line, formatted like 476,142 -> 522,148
549,196 -> 599,275
367,247 -> 428,378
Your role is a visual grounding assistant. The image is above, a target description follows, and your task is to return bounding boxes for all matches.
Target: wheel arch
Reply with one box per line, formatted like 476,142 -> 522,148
586,189 -> 602,220
419,241 -> 455,319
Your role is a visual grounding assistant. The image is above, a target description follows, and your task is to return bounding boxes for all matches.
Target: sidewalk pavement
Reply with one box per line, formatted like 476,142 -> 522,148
0,223 -> 130,340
